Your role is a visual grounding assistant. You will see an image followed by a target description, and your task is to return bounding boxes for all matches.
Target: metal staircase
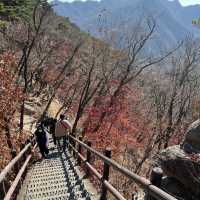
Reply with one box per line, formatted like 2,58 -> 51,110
0,133 -> 178,200
17,138 -> 92,200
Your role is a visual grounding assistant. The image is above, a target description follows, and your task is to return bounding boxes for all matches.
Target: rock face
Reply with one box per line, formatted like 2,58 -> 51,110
156,145 -> 200,197
154,120 -> 200,199
184,119 -> 200,152
161,177 -> 192,200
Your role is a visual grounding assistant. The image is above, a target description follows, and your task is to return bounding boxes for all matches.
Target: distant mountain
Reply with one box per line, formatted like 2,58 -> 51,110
51,0 -> 200,50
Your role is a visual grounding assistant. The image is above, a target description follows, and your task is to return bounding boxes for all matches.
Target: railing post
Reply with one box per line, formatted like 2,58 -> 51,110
0,181 -> 6,199
11,149 -> 17,159
20,143 -> 26,162
30,135 -> 34,145
26,139 -> 31,144
100,148 -> 111,200
145,167 -> 163,200
26,139 -> 31,155
86,141 -> 92,177
11,149 -> 18,175
77,137 -> 82,165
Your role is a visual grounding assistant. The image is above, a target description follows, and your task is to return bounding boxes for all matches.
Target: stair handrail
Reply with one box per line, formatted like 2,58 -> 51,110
68,134 -> 178,200
0,137 -> 36,200
0,142 -> 32,183
4,143 -> 37,200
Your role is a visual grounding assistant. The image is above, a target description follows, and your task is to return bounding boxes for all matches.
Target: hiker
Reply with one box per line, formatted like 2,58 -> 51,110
49,117 -> 57,145
55,114 -> 72,152
34,122 -> 49,158
43,111 -> 49,121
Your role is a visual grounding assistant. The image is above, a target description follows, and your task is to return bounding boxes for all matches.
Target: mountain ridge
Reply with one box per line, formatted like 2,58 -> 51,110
51,0 -> 200,49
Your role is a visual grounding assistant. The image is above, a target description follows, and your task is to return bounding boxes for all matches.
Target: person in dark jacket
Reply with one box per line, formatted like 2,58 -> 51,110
49,117 -> 57,145
34,122 -> 49,158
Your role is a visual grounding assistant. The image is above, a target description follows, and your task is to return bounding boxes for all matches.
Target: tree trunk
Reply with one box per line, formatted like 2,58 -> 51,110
19,99 -> 25,134
5,121 -> 13,151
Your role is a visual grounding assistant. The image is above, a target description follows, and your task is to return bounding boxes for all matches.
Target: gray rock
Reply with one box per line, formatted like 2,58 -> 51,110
156,145 -> 200,196
161,177 -> 198,200
184,119 -> 200,152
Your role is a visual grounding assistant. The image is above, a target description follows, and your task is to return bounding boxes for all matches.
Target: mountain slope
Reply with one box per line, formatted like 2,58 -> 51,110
51,0 -> 200,49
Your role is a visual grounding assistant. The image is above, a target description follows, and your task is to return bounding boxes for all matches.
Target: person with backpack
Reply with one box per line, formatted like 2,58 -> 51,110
55,114 -> 72,152
34,121 -> 49,158
49,117 -> 57,145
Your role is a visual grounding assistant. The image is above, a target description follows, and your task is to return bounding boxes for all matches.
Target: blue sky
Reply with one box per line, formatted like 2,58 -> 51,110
179,0 -> 200,5
49,0 -> 200,6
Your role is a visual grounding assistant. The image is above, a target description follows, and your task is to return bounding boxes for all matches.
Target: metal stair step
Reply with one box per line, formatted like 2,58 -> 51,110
29,173 -> 78,181
27,193 -> 90,200
27,189 -> 85,199
28,185 -> 85,195
17,135 -> 91,200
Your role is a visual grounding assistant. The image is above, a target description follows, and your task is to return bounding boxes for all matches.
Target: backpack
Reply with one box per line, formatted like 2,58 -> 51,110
34,126 -> 47,144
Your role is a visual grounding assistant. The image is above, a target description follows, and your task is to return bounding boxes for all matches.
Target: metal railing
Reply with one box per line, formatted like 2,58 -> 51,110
68,135 -> 178,200
0,136 -> 37,200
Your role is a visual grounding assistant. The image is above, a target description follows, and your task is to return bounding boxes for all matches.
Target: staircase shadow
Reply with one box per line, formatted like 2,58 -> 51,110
58,148 -> 72,182
47,151 -> 60,159
57,148 -> 79,198
64,152 -> 88,181
62,150 -> 86,182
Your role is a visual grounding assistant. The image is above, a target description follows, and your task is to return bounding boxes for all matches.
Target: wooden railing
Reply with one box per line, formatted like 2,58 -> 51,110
0,136 -> 36,200
68,135 -> 178,200
0,132 -> 179,200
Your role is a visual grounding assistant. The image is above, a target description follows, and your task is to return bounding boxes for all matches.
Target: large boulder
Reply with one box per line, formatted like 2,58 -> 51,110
184,119 -> 200,152
161,177 -> 193,200
156,145 -> 200,196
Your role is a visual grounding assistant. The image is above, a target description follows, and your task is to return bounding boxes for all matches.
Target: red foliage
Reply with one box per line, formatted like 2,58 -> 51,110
0,53 -> 24,127
82,81 -> 151,186
84,83 -> 147,150
0,52 -> 25,169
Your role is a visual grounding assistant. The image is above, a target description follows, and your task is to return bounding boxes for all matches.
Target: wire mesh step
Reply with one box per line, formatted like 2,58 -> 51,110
17,135 -> 92,200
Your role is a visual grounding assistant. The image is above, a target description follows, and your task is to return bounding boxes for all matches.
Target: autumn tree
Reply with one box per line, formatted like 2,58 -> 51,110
70,16 -> 183,198
147,36 -> 200,150
0,52 -> 24,156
